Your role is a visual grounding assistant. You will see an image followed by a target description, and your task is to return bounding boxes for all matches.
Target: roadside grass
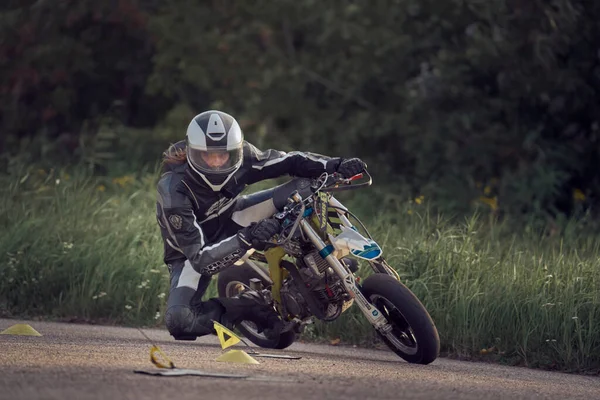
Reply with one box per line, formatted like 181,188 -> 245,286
1,167 -> 598,373
0,166 -> 172,325
314,212 -> 600,372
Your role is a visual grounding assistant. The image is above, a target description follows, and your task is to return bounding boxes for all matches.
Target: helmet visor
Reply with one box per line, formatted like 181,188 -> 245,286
187,146 -> 243,175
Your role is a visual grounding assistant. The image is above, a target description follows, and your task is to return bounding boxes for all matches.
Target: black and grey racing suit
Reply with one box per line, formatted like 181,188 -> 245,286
156,140 -> 342,339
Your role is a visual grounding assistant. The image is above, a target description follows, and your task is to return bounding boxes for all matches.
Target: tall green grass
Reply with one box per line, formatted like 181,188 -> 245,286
0,166 -> 171,324
1,167 -> 599,372
316,212 -> 600,372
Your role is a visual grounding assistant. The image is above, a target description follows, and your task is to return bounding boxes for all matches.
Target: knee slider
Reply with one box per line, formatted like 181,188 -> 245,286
294,178 -> 313,198
273,178 -> 313,209
165,304 -> 195,337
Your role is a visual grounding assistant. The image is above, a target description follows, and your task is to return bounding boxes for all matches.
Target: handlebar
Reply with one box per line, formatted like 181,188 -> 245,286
256,169 -> 373,250
320,170 -> 372,193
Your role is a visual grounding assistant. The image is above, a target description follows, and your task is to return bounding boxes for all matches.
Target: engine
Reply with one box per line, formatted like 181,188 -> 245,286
280,250 -> 352,321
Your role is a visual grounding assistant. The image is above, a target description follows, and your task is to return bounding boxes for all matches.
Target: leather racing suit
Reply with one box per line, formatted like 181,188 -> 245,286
156,140 -> 343,339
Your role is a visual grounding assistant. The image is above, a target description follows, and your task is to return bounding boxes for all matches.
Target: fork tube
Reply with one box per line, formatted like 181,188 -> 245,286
299,220 -> 349,280
300,219 -> 388,328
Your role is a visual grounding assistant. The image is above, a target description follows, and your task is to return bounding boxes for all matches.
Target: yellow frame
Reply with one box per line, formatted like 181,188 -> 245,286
263,246 -> 288,308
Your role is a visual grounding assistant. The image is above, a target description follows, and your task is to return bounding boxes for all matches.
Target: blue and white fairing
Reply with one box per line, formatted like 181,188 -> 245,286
327,197 -> 383,261
330,226 -> 382,260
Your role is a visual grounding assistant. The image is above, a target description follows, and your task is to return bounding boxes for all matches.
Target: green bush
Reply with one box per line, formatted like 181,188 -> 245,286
3,1 -> 599,218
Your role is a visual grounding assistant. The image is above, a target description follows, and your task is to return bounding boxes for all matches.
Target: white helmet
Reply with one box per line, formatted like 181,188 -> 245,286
186,110 -> 244,190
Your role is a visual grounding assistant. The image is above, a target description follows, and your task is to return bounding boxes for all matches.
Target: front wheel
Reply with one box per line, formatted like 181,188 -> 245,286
361,274 -> 440,364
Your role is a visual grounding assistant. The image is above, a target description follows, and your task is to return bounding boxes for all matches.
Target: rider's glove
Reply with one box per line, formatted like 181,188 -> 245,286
337,158 -> 367,179
238,218 -> 281,251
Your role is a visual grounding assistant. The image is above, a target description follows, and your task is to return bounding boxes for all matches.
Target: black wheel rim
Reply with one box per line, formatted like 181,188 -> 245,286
370,294 -> 418,355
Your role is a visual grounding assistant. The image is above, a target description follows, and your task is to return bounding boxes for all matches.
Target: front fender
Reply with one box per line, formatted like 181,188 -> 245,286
329,226 -> 382,260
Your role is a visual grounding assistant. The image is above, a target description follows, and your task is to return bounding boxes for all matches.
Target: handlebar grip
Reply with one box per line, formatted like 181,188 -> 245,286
321,170 -> 372,192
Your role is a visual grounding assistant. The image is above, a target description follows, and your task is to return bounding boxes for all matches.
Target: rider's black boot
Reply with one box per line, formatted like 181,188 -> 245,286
215,291 -> 283,338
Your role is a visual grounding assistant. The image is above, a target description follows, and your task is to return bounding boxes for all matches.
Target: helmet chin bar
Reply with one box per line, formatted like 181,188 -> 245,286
188,160 -> 241,191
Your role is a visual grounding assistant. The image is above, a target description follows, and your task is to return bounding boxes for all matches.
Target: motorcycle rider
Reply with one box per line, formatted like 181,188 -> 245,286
156,110 -> 367,341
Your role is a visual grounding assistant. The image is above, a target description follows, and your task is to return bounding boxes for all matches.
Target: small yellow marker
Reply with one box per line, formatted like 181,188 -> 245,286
213,321 -> 241,350
0,324 -> 42,336
215,349 -> 259,364
150,345 -> 175,369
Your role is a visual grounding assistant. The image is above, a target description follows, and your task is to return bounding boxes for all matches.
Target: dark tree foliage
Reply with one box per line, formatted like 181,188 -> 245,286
2,0 -> 599,218
0,0 -> 160,156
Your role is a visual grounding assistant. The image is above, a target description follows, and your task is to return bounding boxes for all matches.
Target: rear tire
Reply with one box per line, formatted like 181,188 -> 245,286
361,274 -> 440,364
217,263 -> 297,349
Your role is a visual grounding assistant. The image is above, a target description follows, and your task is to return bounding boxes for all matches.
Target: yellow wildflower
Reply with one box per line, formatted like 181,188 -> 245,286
112,175 -> 134,187
573,189 -> 585,202
479,196 -> 498,211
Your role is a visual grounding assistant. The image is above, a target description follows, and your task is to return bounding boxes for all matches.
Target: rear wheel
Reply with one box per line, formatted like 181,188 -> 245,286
217,263 -> 297,349
360,274 -> 440,364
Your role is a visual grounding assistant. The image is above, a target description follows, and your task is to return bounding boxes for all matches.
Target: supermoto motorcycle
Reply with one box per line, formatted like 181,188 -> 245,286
217,171 -> 440,364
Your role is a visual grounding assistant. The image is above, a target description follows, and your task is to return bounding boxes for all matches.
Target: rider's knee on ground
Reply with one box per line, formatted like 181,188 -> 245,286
165,304 -> 196,340
165,300 -> 225,340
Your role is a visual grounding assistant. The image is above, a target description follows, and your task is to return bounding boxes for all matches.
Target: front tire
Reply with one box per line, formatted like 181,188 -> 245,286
361,274 -> 440,364
217,263 -> 297,349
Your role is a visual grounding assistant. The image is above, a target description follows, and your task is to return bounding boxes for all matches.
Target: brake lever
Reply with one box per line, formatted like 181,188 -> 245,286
321,170 -> 372,192
347,172 -> 364,182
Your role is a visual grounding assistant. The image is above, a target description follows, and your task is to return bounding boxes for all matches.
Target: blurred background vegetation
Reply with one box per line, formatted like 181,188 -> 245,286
2,0 -> 598,222
2,0 -> 600,372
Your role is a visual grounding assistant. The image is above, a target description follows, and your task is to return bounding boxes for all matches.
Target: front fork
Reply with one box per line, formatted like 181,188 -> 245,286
299,220 -> 390,331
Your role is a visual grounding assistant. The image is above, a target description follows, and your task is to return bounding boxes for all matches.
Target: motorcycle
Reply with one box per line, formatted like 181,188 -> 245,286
217,171 -> 440,364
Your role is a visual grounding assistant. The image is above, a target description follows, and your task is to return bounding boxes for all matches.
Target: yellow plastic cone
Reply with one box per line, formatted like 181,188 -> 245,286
215,349 -> 259,364
213,321 -> 241,350
150,345 -> 175,369
0,324 -> 42,336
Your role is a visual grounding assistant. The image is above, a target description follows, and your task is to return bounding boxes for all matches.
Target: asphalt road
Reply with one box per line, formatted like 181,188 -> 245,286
1,319 -> 599,400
